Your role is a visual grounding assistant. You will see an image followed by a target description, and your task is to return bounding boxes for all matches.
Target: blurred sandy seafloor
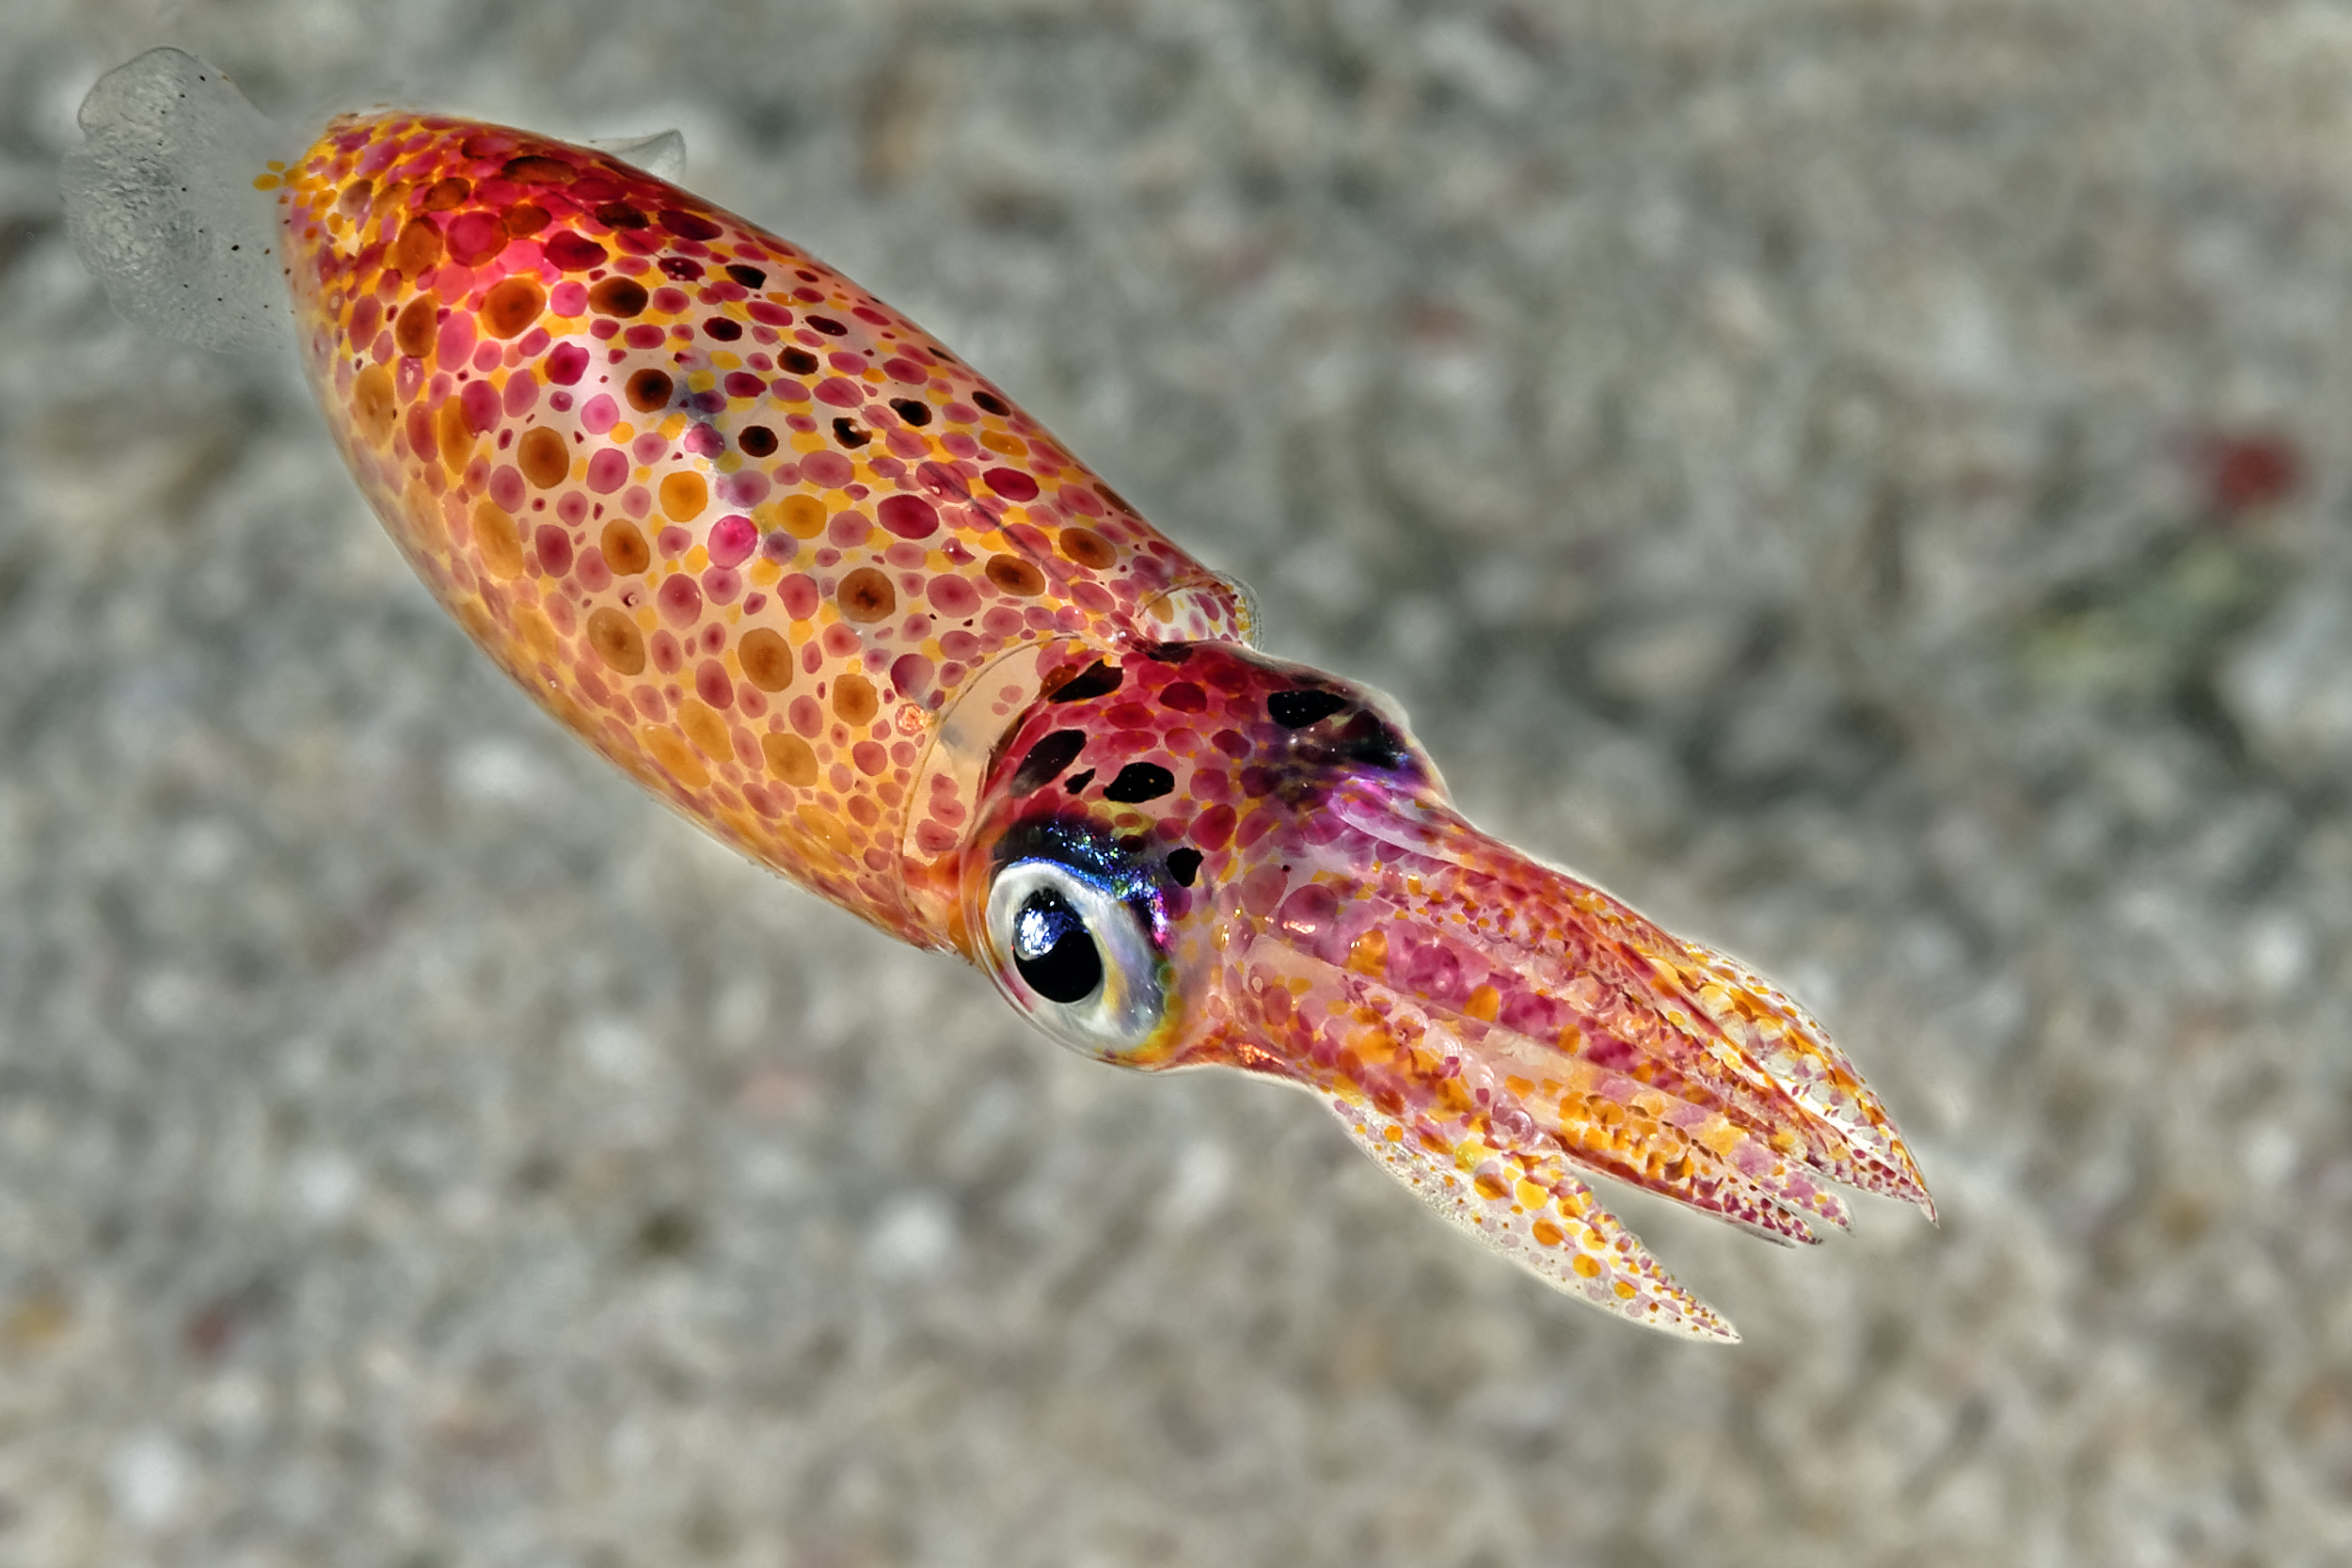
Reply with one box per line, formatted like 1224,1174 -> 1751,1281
3,0 -> 2352,1563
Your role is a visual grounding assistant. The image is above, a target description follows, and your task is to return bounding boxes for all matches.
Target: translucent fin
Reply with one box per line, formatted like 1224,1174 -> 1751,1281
589,129 -> 686,181
61,48 -> 298,353
1328,1094 -> 1740,1342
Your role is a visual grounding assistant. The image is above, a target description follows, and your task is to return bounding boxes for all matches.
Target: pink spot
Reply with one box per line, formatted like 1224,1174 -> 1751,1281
816,377 -> 865,408
769,378 -> 811,403
781,575 -> 819,620
545,231 -> 607,271
723,371 -> 766,399
502,371 -> 539,418
658,525 -> 691,558
631,431 -> 669,465
707,514 -> 757,567
748,300 -> 792,326
470,341 -> 501,373
802,450 -> 852,488
489,465 -> 525,512
581,394 -> 618,434
719,469 -> 771,507
460,380 -> 501,433
578,548 -> 613,592
437,310 -> 477,366
827,510 -> 871,548
883,357 -> 927,384
877,494 -> 938,539
695,659 -> 733,708
983,467 -> 1039,501
658,573 -> 704,628
585,448 -> 628,493
549,281 -> 589,317
890,653 -> 934,698
790,695 -> 823,737
703,565 -> 742,604
546,341 -> 588,384
445,211 -> 504,266
534,525 -> 573,576
1057,483 -> 1105,517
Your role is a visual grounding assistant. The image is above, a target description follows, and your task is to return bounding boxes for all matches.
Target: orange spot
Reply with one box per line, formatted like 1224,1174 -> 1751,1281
762,732 -> 818,786
436,397 -> 473,474
1613,1280 -> 1637,1300
1531,1219 -> 1565,1247
771,495 -> 827,538
1346,928 -> 1388,978
517,426 -> 569,488
739,627 -> 794,691
587,608 -> 645,674
1466,985 -> 1501,1022
391,217 -> 441,277
1472,1172 -> 1509,1202
471,500 -> 524,579
352,365 -> 396,445
600,519 -> 650,575
795,800 -> 855,859
833,673 -> 878,725
980,431 -> 1026,457
659,471 -> 708,522
679,698 -> 731,761
1571,1254 -> 1601,1279
642,727 -> 710,789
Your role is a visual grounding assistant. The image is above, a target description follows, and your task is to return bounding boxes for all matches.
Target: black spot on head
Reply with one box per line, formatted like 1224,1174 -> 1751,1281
973,389 -> 1009,416
1268,689 -> 1349,728
1010,729 -> 1086,795
1144,644 -> 1194,663
705,317 -> 743,341
890,397 -> 931,427
726,263 -> 768,288
1063,768 -> 1095,795
1166,847 -> 1202,886
739,425 -> 778,457
807,314 -> 848,336
832,417 -> 869,447
660,256 -> 705,281
1104,762 -> 1175,803
781,347 -> 819,375
1049,661 -> 1122,703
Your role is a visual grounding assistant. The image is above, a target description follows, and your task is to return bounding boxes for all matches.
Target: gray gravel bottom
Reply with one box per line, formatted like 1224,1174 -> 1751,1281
4,3 -> 2352,1565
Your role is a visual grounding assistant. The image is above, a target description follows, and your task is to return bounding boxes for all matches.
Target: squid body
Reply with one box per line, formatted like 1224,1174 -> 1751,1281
65,49 -> 1931,1339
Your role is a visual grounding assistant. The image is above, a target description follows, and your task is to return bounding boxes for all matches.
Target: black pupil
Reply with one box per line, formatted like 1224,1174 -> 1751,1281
1011,888 -> 1104,1005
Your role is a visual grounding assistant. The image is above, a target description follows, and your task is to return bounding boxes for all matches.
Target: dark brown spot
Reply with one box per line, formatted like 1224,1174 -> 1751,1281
595,202 -> 648,230
391,217 -> 441,277
1058,528 -> 1115,569
706,317 -> 742,341
1063,768 -> 1096,794
972,389 -> 1009,416
1010,730 -> 1087,795
739,425 -> 777,457
832,418 -> 868,448
726,263 -> 768,288
502,203 -> 548,237
502,154 -> 577,184
838,567 -> 896,623
806,315 -> 847,336
1048,661 -> 1121,703
889,398 -> 931,427
1159,681 -> 1207,712
393,296 -> 437,358
1166,847 -> 1202,886
588,277 -> 648,318
985,555 -> 1045,596
660,208 -> 723,242
660,256 -> 706,281
1104,762 -> 1174,803
625,368 -> 674,412
1267,689 -> 1348,728
481,276 -> 545,339
780,347 -> 819,375
421,177 -> 470,210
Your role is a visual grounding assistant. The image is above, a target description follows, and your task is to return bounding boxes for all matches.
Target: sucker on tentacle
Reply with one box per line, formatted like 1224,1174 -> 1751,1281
65,48 -> 1932,1339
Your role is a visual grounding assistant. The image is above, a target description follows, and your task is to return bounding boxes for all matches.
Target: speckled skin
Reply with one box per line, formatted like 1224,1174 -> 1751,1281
277,113 -> 1930,1338
278,113 -> 1249,945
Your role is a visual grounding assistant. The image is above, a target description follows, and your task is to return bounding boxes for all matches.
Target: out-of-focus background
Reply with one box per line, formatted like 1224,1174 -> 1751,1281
2,1 -> 2349,1563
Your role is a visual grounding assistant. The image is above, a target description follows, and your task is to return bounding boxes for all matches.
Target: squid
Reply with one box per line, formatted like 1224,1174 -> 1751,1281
64,49 -> 1931,1339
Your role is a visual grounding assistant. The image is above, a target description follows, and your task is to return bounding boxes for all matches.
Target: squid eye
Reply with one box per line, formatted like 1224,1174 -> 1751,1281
982,860 -> 1168,1061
